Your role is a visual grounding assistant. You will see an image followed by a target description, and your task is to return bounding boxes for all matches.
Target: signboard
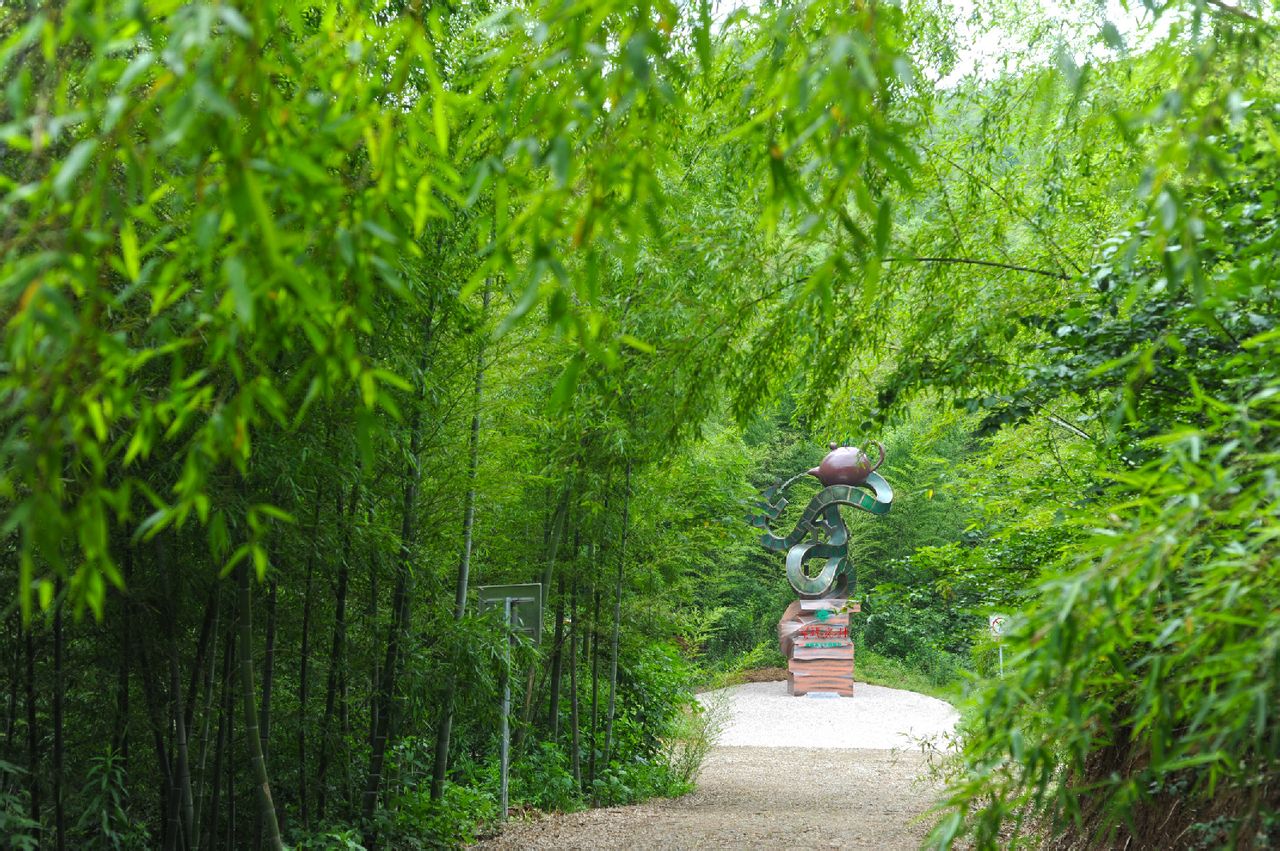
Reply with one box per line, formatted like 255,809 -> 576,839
797,623 -> 849,647
477,583 -> 543,644
990,613 -> 1007,677
476,582 -> 544,823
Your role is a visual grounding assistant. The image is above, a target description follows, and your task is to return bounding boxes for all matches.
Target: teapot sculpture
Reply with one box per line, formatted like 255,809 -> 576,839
808,441 -> 885,487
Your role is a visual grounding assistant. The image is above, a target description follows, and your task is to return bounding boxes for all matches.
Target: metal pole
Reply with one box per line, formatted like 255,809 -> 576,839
998,643 -> 1004,678
500,597 -> 511,822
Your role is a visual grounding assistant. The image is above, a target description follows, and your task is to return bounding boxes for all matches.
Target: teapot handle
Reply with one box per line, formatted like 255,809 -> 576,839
869,440 -> 885,472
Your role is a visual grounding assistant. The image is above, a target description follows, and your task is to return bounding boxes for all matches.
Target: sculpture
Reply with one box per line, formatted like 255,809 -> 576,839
746,441 -> 894,696
747,441 -> 894,599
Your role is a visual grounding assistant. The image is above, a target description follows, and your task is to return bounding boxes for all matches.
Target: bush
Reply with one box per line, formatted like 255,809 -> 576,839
582,641 -> 712,806
511,742 -> 582,812
663,698 -> 724,788
723,639 -> 786,676
614,643 -> 697,763
861,595 -> 966,662
589,757 -> 692,807
380,782 -> 498,849
292,828 -> 367,851
74,749 -> 149,850
0,760 -> 38,851
933,392 -> 1280,848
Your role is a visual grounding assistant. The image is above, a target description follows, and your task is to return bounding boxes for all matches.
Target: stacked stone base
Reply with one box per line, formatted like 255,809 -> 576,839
778,598 -> 861,697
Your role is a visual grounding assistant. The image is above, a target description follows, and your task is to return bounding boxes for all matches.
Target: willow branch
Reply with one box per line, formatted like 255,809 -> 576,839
885,256 -> 1071,280
1204,0 -> 1265,25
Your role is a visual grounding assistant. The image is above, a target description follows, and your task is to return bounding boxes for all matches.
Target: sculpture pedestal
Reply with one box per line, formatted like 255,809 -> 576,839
778,599 -> 860,697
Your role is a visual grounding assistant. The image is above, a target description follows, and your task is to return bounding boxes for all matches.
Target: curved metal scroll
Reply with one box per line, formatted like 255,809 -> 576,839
747,472 -> 894,598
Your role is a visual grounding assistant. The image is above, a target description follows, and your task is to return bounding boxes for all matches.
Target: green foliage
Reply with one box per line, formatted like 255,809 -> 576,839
380,782 -> 498,850
854,647 -> 962,704
723,640 -> 788,677
936,384 -> 1280,847
589,760 -> 684,808
511,743 -> 582,814
73,749 -> 146,850
660,700 -> 721,790
612,643 -> 699,766
922,7 -> 1280,846
292,829 -> 368,851
0,0 -> 919,620
0,761 -> 38,851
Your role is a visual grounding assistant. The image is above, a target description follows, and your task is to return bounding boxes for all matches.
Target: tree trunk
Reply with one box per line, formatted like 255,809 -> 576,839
206,614 -> 233,849
297,480 -> 324,831
587,584 -> 601,792
169,619 -> 196,850
259,580 -> 278,760
364,303 -> 435,839
183,582 -> 220,736
225,695 -> 236,851
362,558 -> 411,844
117,546 -> 134,769
135,623 -> 177,851
113,615 -> 129,762
318,477 -> 357,821
191,637 -> 215,851
25,626 -> 39,836
569,583 -> 581,787
162,553 -> 212,851
340,668 -> 352,806
4,615 -> 17,763
547,574 -> 566,738
255,577 -> 279,848
603,461 -> 631,769
188,587 -> 220,851
52,585 -> 65,851
512,482 -> 571,752
367,513 -> 379,756
237,565 -> 284,851
430,285 -> 488,801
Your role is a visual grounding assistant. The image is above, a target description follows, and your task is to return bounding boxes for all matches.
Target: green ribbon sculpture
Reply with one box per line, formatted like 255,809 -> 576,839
746,442 -> 894,598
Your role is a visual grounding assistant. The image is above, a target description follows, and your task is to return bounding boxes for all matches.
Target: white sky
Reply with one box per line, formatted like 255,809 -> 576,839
932,0 -> 1176,86
712,0 -> 1177,88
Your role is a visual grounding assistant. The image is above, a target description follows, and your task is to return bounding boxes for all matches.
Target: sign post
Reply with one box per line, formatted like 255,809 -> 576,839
477,583 -> 542,822
989,614 -> 1006,678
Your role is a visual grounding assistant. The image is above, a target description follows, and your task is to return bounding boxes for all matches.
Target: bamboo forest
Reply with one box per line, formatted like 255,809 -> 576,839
1,0 -> 1277,848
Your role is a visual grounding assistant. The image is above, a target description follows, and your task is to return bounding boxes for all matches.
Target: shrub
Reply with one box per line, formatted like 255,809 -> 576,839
933,390 -> 1280,848
0,760 -> 38,851
380,782 -> 498,849
74,749 -> 148,850
511,742 -> 582,812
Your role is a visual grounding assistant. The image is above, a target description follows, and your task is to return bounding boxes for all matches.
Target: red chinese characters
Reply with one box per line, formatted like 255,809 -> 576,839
797,624 -> 848,640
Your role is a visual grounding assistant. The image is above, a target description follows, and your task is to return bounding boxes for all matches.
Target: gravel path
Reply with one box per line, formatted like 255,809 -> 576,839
476,681 -> 958,850
706,680 -> 958,750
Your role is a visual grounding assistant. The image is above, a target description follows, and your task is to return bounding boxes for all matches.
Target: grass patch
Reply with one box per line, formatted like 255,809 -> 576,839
699,638 -> 965,703
700,649 -> 964,704
855,646 -> 963,703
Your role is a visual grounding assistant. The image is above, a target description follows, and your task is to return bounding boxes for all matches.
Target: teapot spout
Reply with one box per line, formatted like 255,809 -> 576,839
807,466 -> 822,480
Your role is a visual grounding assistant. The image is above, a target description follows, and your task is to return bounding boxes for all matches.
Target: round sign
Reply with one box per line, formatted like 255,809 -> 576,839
989,614 -> 1006,638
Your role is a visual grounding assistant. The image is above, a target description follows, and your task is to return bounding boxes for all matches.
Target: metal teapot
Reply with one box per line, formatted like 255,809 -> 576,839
807,441 -> 885,487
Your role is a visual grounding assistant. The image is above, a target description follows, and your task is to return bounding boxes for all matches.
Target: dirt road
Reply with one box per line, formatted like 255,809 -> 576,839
476,682 -> 955,850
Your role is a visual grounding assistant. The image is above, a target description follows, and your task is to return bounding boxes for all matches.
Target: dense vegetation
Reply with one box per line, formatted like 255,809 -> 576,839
1,0 -> 1276,848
